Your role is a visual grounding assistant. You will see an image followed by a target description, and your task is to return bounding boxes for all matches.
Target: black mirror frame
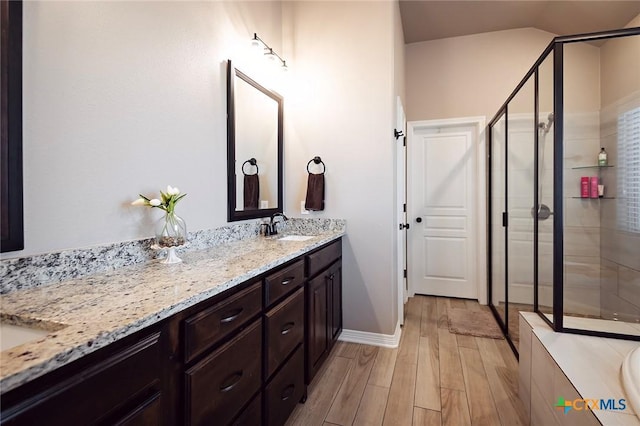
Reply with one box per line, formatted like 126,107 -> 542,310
1,0 -> 23,253
226,60 -> 283,222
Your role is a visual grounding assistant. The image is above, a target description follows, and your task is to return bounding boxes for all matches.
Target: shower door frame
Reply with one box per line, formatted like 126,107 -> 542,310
487,26 -> 640,349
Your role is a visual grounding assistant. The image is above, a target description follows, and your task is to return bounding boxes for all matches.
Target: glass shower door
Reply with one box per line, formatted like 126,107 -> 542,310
506,77 -> 535,347
537,53 -> 555,320
490,113 -> 507,330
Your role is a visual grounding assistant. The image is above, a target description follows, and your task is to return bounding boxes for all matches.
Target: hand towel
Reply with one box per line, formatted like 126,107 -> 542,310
244,174 -> 259,209
305,172 -> 325,211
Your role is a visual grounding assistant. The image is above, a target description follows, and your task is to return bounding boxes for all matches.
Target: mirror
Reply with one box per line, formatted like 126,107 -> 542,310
1,0 -> 24,253
227,60 -> 283,222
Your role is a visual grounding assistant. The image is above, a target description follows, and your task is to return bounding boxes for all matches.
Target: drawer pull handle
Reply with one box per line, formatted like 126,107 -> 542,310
281,384 -> 295,401
281,277 -> 295,286
220,370 -> 243,392
281,322 -> 295,335
220,308 -> 243,324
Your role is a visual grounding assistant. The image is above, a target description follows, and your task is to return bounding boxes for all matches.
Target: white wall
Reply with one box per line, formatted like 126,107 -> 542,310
11,0 -> 403,336
4,1 -> 283,259
284,1 -> 399,335
406,27 -> 555,121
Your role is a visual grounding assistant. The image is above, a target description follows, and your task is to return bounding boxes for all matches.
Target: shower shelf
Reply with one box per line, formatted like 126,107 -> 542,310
571,165 -> 615,170
571,196 -> 615,199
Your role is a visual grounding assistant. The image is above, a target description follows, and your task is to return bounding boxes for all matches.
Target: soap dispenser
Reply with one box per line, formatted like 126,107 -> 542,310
598,147 -> 608,166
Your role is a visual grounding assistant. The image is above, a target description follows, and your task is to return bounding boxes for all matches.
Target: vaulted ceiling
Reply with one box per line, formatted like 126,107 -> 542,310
400,1 -> 640,44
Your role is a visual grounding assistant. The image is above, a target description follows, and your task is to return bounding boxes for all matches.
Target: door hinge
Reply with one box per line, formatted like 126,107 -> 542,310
403,203 -> 406,213
502,212 -> 508,227
403,269 -> 407,278
403,135 -> 406,146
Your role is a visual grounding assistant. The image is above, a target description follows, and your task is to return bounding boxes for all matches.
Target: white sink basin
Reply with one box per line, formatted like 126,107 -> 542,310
0,322 -> 51,351
277,235 -> 314,241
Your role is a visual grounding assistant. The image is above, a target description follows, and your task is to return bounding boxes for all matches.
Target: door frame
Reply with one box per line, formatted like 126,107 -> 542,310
395,97 -> 407,326
407,116 -> 487,304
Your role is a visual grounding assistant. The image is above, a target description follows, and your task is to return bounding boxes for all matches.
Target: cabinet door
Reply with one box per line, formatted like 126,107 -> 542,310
329,261 -> 342,345
306,273 -> 328,383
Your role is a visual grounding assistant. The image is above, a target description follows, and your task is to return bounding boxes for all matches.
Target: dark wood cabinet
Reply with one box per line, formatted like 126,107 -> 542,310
264,345 -> 305,426
0,326 -> 168,426
185,319 -> 262,426
265,287 -> 304,379
265,260 -> 304,306
0,237 -> 342,426
306,271 -> 329,382
328,260 -> 343,347
231,393 -> 262,426
305,240 -> 343,384
183,280 -> 262,363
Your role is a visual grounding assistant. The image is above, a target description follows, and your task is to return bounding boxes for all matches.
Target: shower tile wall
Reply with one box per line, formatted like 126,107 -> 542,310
563,112 -> 601,316
507,115 -> 535,307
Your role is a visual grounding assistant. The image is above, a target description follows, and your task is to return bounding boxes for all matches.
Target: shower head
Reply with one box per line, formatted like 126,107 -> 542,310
538,112 -> 555,133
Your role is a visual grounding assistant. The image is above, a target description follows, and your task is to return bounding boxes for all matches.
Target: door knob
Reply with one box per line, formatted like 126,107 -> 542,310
416,217 -> 422,223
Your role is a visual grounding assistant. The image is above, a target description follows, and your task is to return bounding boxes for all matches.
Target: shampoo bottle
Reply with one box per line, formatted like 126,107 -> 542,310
598,147 -> 608,166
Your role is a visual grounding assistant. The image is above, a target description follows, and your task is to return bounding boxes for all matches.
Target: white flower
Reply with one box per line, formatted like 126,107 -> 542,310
167,185 -> 180,196
149,198 -> 161,206
131,198 -> 147,206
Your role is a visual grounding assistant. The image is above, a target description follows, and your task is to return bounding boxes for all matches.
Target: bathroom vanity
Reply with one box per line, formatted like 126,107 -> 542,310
0,231 -> 343,425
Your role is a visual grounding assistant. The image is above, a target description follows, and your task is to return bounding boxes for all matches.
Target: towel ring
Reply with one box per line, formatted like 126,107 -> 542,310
242,158 -> 259,176
306,156 -> 326,174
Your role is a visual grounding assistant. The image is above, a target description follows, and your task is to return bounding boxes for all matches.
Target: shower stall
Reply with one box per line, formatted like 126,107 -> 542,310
488,26 -> 640,353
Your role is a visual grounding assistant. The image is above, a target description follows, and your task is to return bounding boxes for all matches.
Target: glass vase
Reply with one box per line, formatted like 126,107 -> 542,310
155,212 -> 187,264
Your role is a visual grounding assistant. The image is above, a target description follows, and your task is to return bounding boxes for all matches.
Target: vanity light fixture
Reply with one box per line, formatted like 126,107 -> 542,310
251,33 -> 288,71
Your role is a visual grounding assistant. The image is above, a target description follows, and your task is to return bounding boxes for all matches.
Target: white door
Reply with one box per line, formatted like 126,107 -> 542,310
409,121 -> 478,299
395,97 -> 407,325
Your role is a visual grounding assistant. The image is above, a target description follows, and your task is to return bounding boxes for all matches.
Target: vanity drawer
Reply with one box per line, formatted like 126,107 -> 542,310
231,393 -> 262,426
265,287 -> 304,378
265,260 -> 304,307
307,240 -> 341,278
0,331 -> 162,426
184,281 -> 262,363
265,345 -> 305,426
185,320 -> 262,426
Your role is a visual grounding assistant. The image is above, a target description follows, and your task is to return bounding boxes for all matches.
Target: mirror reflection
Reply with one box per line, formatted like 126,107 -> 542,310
227,60 -> 283,222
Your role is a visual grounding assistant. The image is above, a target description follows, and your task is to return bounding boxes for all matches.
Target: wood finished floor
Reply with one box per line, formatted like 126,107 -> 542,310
286,296 -> 529,426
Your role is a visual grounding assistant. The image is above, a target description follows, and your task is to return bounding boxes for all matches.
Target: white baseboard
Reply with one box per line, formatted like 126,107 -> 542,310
337,322 -> 402,348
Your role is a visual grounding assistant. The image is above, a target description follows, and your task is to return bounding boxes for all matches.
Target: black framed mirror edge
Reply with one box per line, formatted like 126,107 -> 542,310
1,0 -> 24,253
226,59 -> 284,222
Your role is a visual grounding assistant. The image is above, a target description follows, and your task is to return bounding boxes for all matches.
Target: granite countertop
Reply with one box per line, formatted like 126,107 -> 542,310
0,230 -> 344,394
